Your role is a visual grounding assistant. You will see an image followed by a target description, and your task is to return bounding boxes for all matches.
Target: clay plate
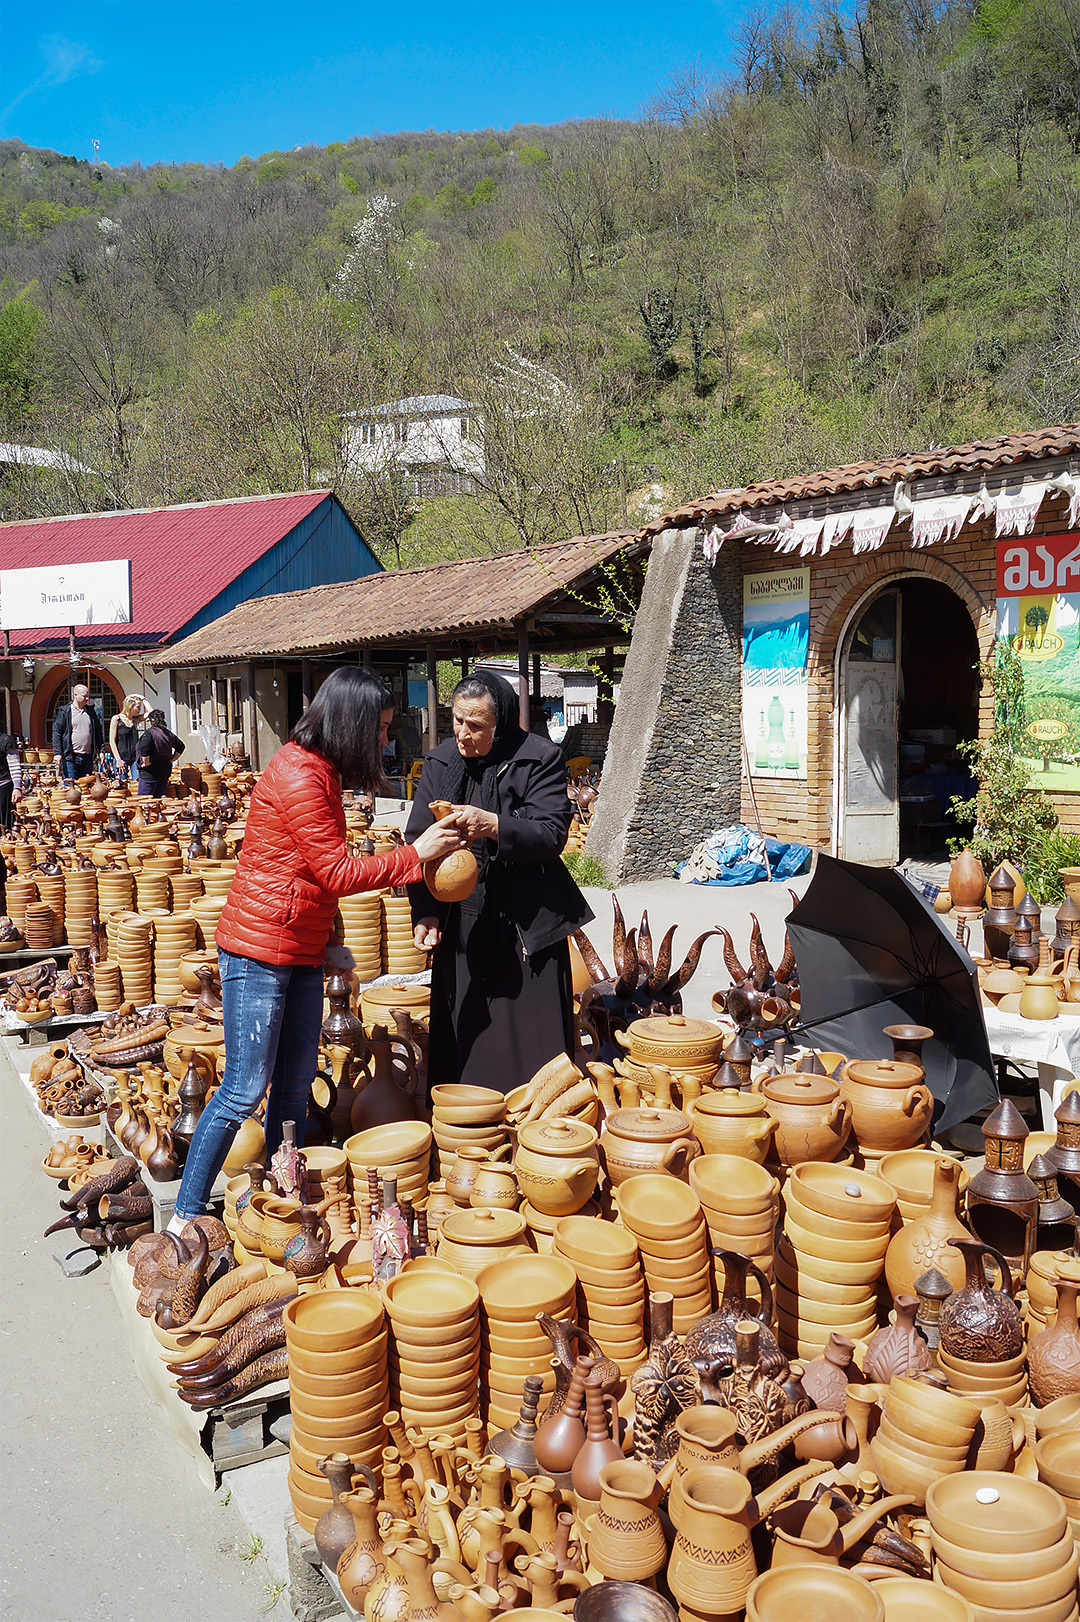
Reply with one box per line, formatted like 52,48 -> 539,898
615,1175 -> 703,1240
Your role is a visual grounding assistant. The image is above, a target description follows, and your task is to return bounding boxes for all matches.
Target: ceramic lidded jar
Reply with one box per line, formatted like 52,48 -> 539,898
599,1106 -> 701,1186
691,1088 -> 775,1164
841,1058 -> 934,1154
761,1072 -> 852,1167
615,1013 -> 725,1072
514,1116 -> 600,1217
435,1206 -> 533,1280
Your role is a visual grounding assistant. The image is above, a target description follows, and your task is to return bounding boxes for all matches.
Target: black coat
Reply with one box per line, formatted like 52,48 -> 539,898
405,730 -> 593,955
52,702 -> 104,760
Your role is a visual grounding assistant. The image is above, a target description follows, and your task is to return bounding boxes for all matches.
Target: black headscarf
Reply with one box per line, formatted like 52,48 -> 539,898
439,671 -> 525,925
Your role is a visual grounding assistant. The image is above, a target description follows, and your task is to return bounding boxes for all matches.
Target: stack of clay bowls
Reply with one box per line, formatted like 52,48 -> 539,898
384,1264 -> 480,1442
689,1154 -> 778,1291
23,900 -> 56,950
926,1470 -> 1078,1620
134,870 -> 170,914
879,1147 -> 969,1226
360,982 -> 430,1035
5,875 -> 36,938
338,890 -> 383,980
62,867 -> 97,947
776,1161 -> 895,1361
151,912 -> 198,1005
344,1121 -> 432,1216
553,1215 -> 646,1369
92,960 -> 122,1011
870,1374 -> 981,1508
431,1084 -> 508,1182
476,1252 -> 577,1432
381,893 -> 427,975
95,869 -> 134,918
169,871 -> 204,912
189,891 -> 227,951
111,912 -> 154,1006
36,873 -> 65,944
1027,1251 -> 1080,1335
938,1343 -> 1028,1407
283,1289 -> 389,1533
616,1174 -> 713,1334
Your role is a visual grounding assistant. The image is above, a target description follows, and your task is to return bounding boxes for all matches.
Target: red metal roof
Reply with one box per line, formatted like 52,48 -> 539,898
0,490 -> 329,649
641,423 -> 1080,532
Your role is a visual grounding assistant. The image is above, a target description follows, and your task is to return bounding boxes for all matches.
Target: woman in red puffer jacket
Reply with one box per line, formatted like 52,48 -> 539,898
169,667 -> 463,1229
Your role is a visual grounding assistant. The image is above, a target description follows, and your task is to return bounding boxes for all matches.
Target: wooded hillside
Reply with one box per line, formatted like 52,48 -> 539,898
1,0 -> 1077,561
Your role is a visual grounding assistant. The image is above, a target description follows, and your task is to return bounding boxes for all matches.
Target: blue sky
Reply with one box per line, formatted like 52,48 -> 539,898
1,2 -> 743,168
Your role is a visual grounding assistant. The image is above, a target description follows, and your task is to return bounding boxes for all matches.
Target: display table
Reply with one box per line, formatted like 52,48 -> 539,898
981,1003 -> 1080,1128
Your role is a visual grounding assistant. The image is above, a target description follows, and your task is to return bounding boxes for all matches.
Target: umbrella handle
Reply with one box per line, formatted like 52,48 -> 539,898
902,1083 -> 933,1118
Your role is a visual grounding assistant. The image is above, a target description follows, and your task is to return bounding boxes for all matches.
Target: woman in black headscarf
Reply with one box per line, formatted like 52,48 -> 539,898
406,671 -> 593,1097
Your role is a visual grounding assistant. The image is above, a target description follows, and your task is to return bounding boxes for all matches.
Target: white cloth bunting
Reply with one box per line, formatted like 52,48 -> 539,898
995,480 -> 1049,538
909,494 -> 972,548
850,506 -> 894,553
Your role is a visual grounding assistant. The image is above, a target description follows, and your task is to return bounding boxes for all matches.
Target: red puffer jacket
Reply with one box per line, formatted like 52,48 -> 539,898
216,742 -> 421,966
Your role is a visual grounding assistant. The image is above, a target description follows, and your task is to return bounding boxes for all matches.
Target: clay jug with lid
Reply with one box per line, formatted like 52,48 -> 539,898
885,1156 -> 970,1298
841,1058 -> 933,1154
760,1071 -> 852,1166
598,1106 -> 700,1186
1027,1278 -> 1080,1405
691,1087 -> 775,1163
938,1237 -> 1023,1362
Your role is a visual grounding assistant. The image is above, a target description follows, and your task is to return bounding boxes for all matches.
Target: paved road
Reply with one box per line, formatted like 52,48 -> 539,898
0,1037 -> 287,1622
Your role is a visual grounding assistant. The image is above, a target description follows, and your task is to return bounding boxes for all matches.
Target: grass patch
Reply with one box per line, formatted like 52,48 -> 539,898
562,849 -> 611,888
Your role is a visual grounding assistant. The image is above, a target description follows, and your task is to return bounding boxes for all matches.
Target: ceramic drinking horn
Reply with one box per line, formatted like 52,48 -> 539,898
156,1228 -> 210,1330
168,1298 -> 289,1385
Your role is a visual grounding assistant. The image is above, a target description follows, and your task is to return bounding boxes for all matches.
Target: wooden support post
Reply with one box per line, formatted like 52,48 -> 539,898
517,622 -> 531,733
425,645 -> 438,751
598,645 -> 616,726
532,653 -> 542,702
301,659 -> 312,712
246,661 -> 260,770
460,654 -> 469,680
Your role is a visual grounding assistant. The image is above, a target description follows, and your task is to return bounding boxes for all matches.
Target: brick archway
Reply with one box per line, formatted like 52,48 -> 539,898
28,663 -> 125,747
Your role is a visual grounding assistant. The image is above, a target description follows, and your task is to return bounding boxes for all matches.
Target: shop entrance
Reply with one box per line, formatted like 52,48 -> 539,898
838,578 -> 979,864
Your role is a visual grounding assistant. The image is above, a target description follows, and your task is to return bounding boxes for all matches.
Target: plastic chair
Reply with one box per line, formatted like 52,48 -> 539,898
565,755 -> 592,779
405,761 -> 425,800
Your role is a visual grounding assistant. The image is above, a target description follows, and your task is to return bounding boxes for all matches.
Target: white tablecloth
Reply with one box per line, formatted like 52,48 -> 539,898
981,1004 -> 1080,1128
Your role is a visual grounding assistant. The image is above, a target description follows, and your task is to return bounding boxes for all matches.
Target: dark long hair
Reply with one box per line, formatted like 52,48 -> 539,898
451,671 -> 521,750
291,666 -> 393,791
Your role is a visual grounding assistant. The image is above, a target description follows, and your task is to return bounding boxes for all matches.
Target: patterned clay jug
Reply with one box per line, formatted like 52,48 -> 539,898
938,1237 -> 1023,1363
1027,1278 -> 1080,1406
884,1155 -> 970,1298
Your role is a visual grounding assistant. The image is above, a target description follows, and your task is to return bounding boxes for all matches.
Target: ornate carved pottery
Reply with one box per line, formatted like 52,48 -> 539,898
705,1320 -> 790,1445
682,1251 -> 782,1373
863,1295 -> 933,1383
629,1293 -> 700,1467
1027,1278 -> 1080,1406
938,1237 -> 1023,1362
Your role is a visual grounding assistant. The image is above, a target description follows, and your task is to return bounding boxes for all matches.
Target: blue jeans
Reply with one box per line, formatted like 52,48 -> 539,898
61,752 -> 95,782
173,947 -> 324,1218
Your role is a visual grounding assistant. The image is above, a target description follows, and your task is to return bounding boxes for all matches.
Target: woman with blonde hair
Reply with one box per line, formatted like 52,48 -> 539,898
109,694 -> 146,779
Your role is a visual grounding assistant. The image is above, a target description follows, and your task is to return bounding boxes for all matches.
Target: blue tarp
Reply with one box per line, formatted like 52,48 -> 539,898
676,822 -> 813,886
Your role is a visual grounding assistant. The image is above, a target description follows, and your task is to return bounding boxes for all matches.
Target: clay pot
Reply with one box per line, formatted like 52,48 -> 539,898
599,1107 -> 701,1186
761,1072 -> 852,1166
863,1296 -> 933,1383
1028,1279 -> 1080,1406
616,1013 -> 724,1070
515,1117 -> 599,1216
1020,980 -> 1061,1020
423,845 -> 478,903
1034,1428 -> 1080,1498
691,1087 -> 775,1163
436,1207 -> 533,1279
925,1469 -> 1068,1553
586,1459 -> 666,1581
446,1146 -> 494,1206
841,1059 -> 934,1154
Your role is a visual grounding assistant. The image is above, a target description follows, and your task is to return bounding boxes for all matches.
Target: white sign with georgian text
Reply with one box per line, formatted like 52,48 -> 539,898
0,560 -> 132,630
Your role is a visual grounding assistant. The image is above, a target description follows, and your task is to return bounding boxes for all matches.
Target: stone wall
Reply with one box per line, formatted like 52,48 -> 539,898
587,526 -> 743,881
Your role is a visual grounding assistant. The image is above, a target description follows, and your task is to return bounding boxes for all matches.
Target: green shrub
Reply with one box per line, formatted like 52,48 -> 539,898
949,735 -> 1057,872
562,849 -> 610,888
1017,829 -> 1080,905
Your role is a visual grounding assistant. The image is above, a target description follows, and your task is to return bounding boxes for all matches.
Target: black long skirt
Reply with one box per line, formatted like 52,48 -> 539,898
426,904 -> 574,1098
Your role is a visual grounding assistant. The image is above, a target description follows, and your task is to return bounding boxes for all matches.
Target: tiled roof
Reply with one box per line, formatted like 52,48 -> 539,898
0,490 -> 329,649
161,531 -> 641,666
641,423 -> 1080,532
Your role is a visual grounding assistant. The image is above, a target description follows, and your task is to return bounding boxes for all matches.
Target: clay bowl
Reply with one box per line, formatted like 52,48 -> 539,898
584,1299 -> 646,1328
639,1251 -> 711,1286
484,1328 -> 559,1361
570,1273 -> 645,1305
935,1596 -> 1076,1622
344,1120 -> 432,1166
432,1118 -> 508,1144
556,1255 -> 643,1291
391,1328 -> 482,1365
942,1371 -> 1028,1405
484,1367 -> 556,1398
879,1150 -> 969,1210
934,1544 -> 1079,1610
475,1255 -> 578,1322
481,1346 -> 559,1377
744,1563 -> 885,1622
553,1216 -> 640,1269
614,1175 -> 703,1241
884,1393 -> 978,1452
390,1319 -> 482,1354
869,1434 -> 960,1502
572,1580 -> 679,1622
787,1161 -> 897,1225
783,1216 -> 891,1263
301,1146 -> 349,1183
889,1376 -> 981,1430
633,1221 -> 709,1261
398,1255 -> 458,1277
282,1290 -> 385,1354
394,1340 -> 483,1380
689,1155 -> 779,1215
784,1187 -> 885,1241
937,1345 -> 1027,1379
776,1308 -> 878,1347
775,1286 -> 875,1327
698,1196 -> 777,1233
290,1388 -> 390,1423
290,1394 -> 390,1438
926,1471 -> 1069,1554
875,1579 -> 973,1622
876,1414 -> 969,1461
707,1229 -> 775,1261
288,1364 -> 380,1400
286,1330 -> 389,1377
774,1252 -> 874,1305
1036,1431 -> 1080,1498
430,1084 -> 507,1124
399,1397 -> 479,1429
1036,1394 -> 1080,1435
929,1525 -> 1077,1582
290,1422 -> 386,1472
392,1365 -> 480,1400
382,1268 -> 478,1329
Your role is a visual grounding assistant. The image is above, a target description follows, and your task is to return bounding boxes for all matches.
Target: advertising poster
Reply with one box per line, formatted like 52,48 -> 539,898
996,533 -> 1080,790
743,567 -> 809,779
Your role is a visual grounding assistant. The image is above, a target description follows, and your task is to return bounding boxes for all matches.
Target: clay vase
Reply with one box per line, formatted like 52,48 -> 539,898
949,850 -> 986,918
587,1459 -> 666,1582
1027,1278 -> 1080,1406
884,1156 -> 970,1299
682,1251 -> 783,1374
570,1372 -> 623,1502
533,1357 -> 590,1475
863,1296 -> 933,1383
938,1238 -> 1023,1363
314,1456 -> 369,1571
800,1334 -> 855,1410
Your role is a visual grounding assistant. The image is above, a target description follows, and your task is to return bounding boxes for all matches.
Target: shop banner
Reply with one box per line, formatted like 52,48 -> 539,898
996,533 -> 1080,790
743,568 -> 809,779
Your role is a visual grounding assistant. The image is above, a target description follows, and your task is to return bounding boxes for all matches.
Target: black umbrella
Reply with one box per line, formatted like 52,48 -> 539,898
786,854 -> 998,1133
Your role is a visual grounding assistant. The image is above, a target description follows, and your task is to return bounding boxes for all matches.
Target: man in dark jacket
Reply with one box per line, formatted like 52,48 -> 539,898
52,685 -> 104,781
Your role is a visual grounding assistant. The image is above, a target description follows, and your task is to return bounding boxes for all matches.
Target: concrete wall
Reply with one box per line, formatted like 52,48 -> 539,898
587,526 -> 743,881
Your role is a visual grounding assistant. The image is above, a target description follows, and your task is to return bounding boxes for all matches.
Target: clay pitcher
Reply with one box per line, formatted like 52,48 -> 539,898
667,1464 -> 809,1619
1027,1278 -> 1080,1405
350,1027 -> 420,1132
661,1406 -> 841,1530
884,1155 -> 970,1298
767,1490 -> 915,1567
967,1396 -> 1024,1472
315,1457 -> 372,1571
586,1459 -> 666,1582
938,1236 -> 1023,1362
683,1251 -> 782,1373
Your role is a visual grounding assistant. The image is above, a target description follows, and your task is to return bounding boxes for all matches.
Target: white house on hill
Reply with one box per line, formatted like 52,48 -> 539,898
342,395 -> 485,497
